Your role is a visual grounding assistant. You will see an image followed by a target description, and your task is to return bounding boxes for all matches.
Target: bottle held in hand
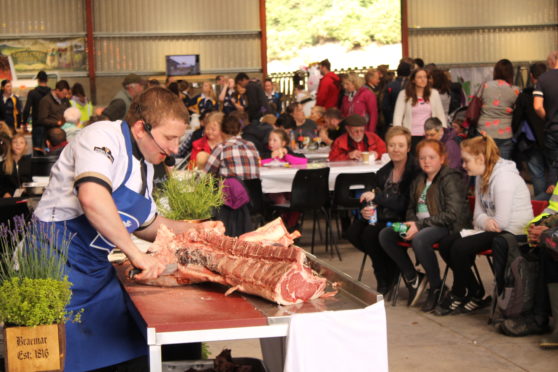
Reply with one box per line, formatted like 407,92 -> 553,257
367,190 -> 377,226
387,222 -> 409,237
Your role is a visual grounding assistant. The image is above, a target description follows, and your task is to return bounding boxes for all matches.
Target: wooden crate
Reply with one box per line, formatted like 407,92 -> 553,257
3,323 -> 65,372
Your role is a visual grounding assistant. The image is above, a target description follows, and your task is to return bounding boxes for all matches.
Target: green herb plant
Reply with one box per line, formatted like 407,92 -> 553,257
156,170 -> 224,221
0,218 -> 81,326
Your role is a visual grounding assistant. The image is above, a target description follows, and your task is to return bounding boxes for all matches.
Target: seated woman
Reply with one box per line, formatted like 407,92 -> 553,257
189,111 -> 224,169
379,139 -> 470,312
347,126 -> 420,294
204,114 -> 260,181
436,135 -> 533,315
0,133 -> 32,197
261,129 -> 307,166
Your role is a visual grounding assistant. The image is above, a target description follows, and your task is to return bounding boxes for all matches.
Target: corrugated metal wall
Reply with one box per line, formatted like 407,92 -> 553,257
93,0 -> 261,74
407,0 -> 558,65
0,0 -> 84,35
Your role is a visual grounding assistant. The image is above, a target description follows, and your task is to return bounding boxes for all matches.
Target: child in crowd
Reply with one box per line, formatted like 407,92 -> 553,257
62,107 -> 82,142
189,81 -> 217,116
261,129 -> 307,166
436,135 -> 533,315
379,139 -> 471,312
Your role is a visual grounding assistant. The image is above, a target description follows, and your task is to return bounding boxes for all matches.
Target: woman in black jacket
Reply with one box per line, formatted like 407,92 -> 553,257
379,139 -> 471,312
0,133 -> 32,197
346,126 -> 419,295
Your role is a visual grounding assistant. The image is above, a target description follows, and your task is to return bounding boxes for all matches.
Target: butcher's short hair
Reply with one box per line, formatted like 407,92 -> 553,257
125,86 -> 189,128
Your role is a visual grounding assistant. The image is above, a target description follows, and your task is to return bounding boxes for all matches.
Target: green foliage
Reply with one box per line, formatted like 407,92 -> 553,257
267,0 -> 401,60
0,277 -> 81,326
0,218 -> 79,326
0,219 -> 72,281
156,171 -> 224,221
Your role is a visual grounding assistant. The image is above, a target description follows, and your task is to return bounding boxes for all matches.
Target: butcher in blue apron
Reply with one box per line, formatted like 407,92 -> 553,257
34,87 -> 219,371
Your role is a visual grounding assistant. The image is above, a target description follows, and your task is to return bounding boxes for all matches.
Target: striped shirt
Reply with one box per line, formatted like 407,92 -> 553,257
204,136 -> 260,180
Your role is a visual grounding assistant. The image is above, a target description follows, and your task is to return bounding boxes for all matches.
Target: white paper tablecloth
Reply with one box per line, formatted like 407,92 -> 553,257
284,301 -> 388,372
260,160 -> 387,194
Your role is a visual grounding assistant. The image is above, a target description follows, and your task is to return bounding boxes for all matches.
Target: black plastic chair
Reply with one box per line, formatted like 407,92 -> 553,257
270,167 -> 335,257
332,172 -> 377,237
31,156 -> 59,177
242,178 -> 267,227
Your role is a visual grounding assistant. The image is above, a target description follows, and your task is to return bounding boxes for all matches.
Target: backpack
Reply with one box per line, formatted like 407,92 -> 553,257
489,233 -> 539,326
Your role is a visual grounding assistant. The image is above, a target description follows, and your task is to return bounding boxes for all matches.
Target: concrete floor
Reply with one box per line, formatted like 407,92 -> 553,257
207,225 -> 558,372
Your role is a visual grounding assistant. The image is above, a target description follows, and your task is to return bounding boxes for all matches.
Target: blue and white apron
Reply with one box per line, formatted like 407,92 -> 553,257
50,122 -> 152,371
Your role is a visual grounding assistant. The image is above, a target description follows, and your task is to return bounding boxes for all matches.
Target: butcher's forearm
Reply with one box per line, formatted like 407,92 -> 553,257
78,183 -> 141,260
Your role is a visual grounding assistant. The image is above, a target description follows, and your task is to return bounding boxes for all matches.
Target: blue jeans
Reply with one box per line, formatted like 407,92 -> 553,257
494,138 -> 513,160
526,147 -> 547,197
544,129 -> 558,187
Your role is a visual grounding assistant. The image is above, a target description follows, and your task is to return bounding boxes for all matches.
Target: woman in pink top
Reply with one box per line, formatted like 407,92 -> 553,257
340,72 -> 378,133
261,129 -> 307,165
393,68 -> 447,150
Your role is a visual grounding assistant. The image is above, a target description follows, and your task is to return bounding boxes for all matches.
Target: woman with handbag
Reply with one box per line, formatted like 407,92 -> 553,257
393,69 -> 447,151
477,59 -> 520,159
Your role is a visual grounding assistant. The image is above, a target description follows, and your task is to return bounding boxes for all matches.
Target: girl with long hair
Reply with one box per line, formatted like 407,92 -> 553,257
0,133 -> 32,197
436,135 -> 533,315
393,68 -> 447,150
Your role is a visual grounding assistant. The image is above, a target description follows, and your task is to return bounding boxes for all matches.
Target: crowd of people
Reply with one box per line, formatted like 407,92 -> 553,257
1,50 -> 558,358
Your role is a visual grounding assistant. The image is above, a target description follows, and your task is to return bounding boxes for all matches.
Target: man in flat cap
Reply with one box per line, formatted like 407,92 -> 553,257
101,73 -> 145,121
328,114 -> 386,161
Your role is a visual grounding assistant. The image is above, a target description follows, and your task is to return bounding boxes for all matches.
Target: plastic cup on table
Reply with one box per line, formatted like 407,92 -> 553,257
361,152 -> 370,163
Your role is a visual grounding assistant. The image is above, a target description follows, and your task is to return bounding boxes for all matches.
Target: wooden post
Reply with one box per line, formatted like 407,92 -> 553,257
259,0 -> 268,79
85,0 -> 97,104
400,0 -> 409,58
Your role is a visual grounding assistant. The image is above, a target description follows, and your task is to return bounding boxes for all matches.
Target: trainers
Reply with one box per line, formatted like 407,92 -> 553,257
434,293 -> 466,316
421,286 -> 445,313
498,316 -> 549,337
455,296 -> 491,314
405,272 -> 427,307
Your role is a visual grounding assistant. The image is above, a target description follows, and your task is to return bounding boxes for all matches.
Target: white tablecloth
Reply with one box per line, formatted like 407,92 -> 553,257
260,160 -> 387,193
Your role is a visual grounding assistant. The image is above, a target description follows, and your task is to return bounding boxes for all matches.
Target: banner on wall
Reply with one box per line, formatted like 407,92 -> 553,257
0,38 -> 86,73
449,67 -> 493,102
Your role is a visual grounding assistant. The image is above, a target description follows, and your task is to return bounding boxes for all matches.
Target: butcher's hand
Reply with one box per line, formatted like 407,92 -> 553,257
129,251 -> 166,280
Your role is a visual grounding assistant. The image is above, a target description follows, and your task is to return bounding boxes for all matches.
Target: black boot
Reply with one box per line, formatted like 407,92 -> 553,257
540,283 -> 558,349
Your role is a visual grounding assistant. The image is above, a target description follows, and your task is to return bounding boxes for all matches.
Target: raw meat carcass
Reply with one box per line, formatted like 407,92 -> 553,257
136,218 -> 327,305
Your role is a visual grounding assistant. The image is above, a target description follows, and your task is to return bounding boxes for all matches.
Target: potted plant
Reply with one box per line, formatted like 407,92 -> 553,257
155,170 -> 225,222
0,217 -> 80,372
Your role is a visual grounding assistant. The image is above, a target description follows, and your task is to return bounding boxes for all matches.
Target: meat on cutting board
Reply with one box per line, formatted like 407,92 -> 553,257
134,218 -> 327,305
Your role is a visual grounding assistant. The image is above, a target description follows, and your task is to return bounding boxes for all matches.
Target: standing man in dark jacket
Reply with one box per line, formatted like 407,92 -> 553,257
534,51 -> 558,197
37,80 -> 70,151
316,59 -> 340,109
23,71 -> 51,154
235,73 -> 269,122
382,61 -> 412,127
513,62 -> 548,198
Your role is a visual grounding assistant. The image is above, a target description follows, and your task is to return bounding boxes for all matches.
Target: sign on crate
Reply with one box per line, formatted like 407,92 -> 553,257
4,324 -> 64,372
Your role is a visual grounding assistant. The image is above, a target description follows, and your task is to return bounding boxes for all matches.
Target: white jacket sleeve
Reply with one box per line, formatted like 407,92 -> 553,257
392,90 -> 406,127
430,89 -> 448,127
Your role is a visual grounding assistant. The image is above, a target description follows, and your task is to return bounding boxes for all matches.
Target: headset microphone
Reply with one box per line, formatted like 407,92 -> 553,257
142,122 -> 176,167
